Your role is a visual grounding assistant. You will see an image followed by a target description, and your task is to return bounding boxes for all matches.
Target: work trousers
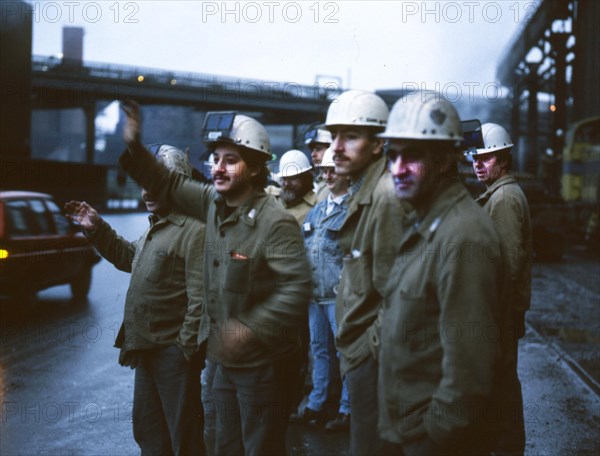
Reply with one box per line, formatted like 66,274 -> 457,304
212,350 -> 302,456
493,340 -> 526,456
346,355 -> 386,456
133,345 -> 205,456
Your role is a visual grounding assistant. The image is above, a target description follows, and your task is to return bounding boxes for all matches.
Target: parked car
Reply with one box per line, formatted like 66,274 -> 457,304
0,191 -> 101,302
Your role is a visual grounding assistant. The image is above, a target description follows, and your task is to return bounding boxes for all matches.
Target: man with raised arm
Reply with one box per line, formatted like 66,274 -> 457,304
119,102 -> 311,455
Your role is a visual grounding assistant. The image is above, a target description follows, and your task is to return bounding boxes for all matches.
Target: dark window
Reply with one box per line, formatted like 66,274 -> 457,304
6,200 -> 36,237
45,199 -> 70,235
29,199 -> 54,235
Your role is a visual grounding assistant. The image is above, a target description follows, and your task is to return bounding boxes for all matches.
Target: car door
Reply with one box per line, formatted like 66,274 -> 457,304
43,197 -> 88,284
3,198 -> 45,291
27,198 -> 61,288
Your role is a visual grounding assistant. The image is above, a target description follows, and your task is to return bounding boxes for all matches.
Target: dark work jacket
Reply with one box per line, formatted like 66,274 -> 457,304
335,155 -> 408,374
88,212 -> 205,361
378,181 -> 514,451
120,142 -> 311,368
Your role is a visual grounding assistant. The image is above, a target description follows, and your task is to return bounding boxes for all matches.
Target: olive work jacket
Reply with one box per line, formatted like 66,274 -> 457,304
476,173 -> 532,322
265,185 -> 318,225
335,155 -> 407,374
120,143 -> 312,368
378,181 -> 514,451
88,213 -> 205,361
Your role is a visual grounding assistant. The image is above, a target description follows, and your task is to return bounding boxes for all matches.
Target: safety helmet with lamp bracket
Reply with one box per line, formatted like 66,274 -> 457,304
378,91 -> 462,146
325,90 -> 389,129
460,119 -> 484,161
304,125 -> 332,145
201,111 -> 271,160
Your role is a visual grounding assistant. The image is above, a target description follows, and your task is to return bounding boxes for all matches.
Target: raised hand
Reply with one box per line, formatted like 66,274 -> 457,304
120,99 -> 142,146
64,200 -> 101,232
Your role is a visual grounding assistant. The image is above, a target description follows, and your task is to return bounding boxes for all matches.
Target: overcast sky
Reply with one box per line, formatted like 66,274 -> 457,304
30,0 -> 540,96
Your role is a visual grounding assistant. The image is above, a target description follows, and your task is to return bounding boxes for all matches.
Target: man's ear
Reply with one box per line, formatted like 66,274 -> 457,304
372,138 -> 385,156
248,164 -> 260,178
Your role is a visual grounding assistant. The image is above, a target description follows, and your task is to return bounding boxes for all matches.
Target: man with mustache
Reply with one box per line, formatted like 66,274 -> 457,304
293,147 -> 351,431
303,125 -> 332,200
324,89 -> 406,455
378,93 -> 513,455
65,145 -> 206,456
119,103 -> 312,455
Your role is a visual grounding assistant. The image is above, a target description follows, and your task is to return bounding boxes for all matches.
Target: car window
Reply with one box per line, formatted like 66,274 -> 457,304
29,199 -> 54,235
45,199 -> 70,235
5,200 -> 36,237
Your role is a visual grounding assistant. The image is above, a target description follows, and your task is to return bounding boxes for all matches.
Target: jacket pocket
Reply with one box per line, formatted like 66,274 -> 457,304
394,294 -> 439,352
145,250 -> 174,284
341,252 -> 372,301
223,258 -> 251,294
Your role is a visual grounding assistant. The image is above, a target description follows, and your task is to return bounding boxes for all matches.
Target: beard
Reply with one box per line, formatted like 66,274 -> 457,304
280,188 -> 300,204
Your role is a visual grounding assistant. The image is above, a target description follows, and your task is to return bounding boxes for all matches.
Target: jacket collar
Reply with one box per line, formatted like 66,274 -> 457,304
149,211 -> 187,227
402,181 -> 469,244
215,188 -> 268,227
349,155 -> 387,208
286,189 -> 317,209
476,173 -> 516,204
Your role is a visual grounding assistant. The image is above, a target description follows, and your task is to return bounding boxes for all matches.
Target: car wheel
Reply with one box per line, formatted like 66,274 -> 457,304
71,267 -> 92,301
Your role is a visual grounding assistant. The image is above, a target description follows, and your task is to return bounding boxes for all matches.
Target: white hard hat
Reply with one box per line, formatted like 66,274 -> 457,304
203,112 -> 271,160
304,127 -> 332,145
150,144 -> 192,177
278,149 -> 312,178
316,147 -> 335,168
378,91 -> 461,143
325,90 -> 389,129
475,123 -> 514,155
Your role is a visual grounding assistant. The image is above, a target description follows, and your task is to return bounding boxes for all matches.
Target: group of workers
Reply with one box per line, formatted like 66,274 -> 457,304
64,88 -> 532,456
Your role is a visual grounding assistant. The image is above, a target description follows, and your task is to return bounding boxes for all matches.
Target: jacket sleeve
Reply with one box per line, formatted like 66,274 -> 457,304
120,141 -> 216,223
176,222 -> 206,360
424,232 -> 503,447
86,219 -> 137,273
237,218 -> 312,350
488,191 -> 528,313
366,179 -> 408,356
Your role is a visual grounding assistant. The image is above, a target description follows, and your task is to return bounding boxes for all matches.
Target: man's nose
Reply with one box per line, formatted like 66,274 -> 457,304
389,156 -> 408,177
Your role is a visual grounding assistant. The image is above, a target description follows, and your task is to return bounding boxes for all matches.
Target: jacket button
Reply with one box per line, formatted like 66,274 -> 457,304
213,259 -> 219,267
220,231 -> 225,237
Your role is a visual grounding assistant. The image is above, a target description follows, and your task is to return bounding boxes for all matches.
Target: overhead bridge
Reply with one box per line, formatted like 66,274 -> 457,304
29,55 -> 340,164
31,55 -> 338,125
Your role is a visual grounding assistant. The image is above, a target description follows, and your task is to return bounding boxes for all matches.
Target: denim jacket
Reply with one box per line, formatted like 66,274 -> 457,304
303,195 -> 348,303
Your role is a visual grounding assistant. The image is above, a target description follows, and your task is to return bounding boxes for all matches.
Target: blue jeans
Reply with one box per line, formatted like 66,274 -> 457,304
307,301 -> 350,414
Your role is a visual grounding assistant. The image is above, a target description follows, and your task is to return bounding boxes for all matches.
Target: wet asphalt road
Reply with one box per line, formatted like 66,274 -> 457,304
1,213 -> 598,455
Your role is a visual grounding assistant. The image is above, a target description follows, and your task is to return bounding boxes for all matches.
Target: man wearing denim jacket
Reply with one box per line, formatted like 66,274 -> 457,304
295,148 -> 351,431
